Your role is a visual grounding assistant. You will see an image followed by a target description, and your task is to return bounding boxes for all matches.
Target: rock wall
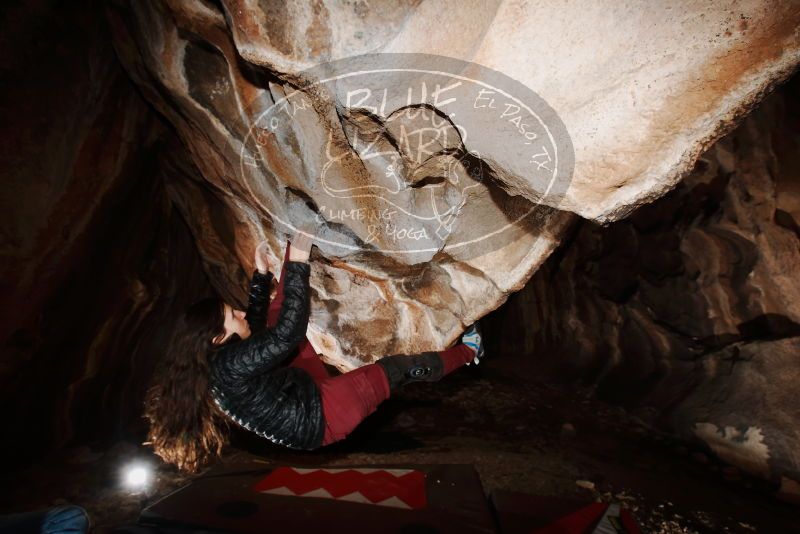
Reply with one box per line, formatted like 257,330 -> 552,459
0,0 -> 212,468
485,77 -> 800,493
105,0 -> 800,368
2,0 -> 799,487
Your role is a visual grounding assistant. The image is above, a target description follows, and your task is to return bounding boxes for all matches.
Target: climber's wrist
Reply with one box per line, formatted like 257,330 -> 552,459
288,250 -> 310,263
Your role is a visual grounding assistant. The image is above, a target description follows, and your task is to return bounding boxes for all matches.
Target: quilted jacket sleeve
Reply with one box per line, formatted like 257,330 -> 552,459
245,270 -> 273,334
212,261 -> 311,381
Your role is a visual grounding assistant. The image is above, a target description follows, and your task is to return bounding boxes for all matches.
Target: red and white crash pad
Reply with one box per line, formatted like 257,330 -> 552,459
251,467 -> 427,509
139,462 -> 495,533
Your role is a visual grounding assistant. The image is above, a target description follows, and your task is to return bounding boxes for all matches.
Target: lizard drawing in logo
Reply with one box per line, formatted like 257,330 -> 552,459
320,103 -> 485,245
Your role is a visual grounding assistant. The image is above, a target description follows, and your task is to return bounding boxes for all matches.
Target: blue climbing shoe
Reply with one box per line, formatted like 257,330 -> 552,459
461,321 -> 485,365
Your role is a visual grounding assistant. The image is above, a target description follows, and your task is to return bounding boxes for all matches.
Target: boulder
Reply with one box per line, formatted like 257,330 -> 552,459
105,0 -> 800,367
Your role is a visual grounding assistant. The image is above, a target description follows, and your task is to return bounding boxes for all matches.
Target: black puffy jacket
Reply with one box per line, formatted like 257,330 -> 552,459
207,261 -> 326,449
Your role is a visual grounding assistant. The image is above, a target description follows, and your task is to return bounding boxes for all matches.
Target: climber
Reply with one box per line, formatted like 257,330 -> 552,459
143,228 -> 485,473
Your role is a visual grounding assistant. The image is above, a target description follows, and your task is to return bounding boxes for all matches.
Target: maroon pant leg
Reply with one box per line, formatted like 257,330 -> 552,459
317,344 -> 476,446
318,363 -> 390,445
440,344 -> 476,375
283,335 -> 387,445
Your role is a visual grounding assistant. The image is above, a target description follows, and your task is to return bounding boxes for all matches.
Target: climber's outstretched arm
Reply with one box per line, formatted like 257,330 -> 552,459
212,231 -> 314,381
244,241 -> 274,334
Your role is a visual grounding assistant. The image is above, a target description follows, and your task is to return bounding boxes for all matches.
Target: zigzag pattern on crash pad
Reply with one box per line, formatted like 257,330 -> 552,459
251,467 -> 427,509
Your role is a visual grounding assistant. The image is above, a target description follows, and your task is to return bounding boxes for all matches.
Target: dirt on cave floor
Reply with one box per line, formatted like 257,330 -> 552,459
0,352 -> 797,533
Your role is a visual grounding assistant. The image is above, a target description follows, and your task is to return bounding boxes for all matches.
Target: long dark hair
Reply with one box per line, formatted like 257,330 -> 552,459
143,296 -> 232,473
